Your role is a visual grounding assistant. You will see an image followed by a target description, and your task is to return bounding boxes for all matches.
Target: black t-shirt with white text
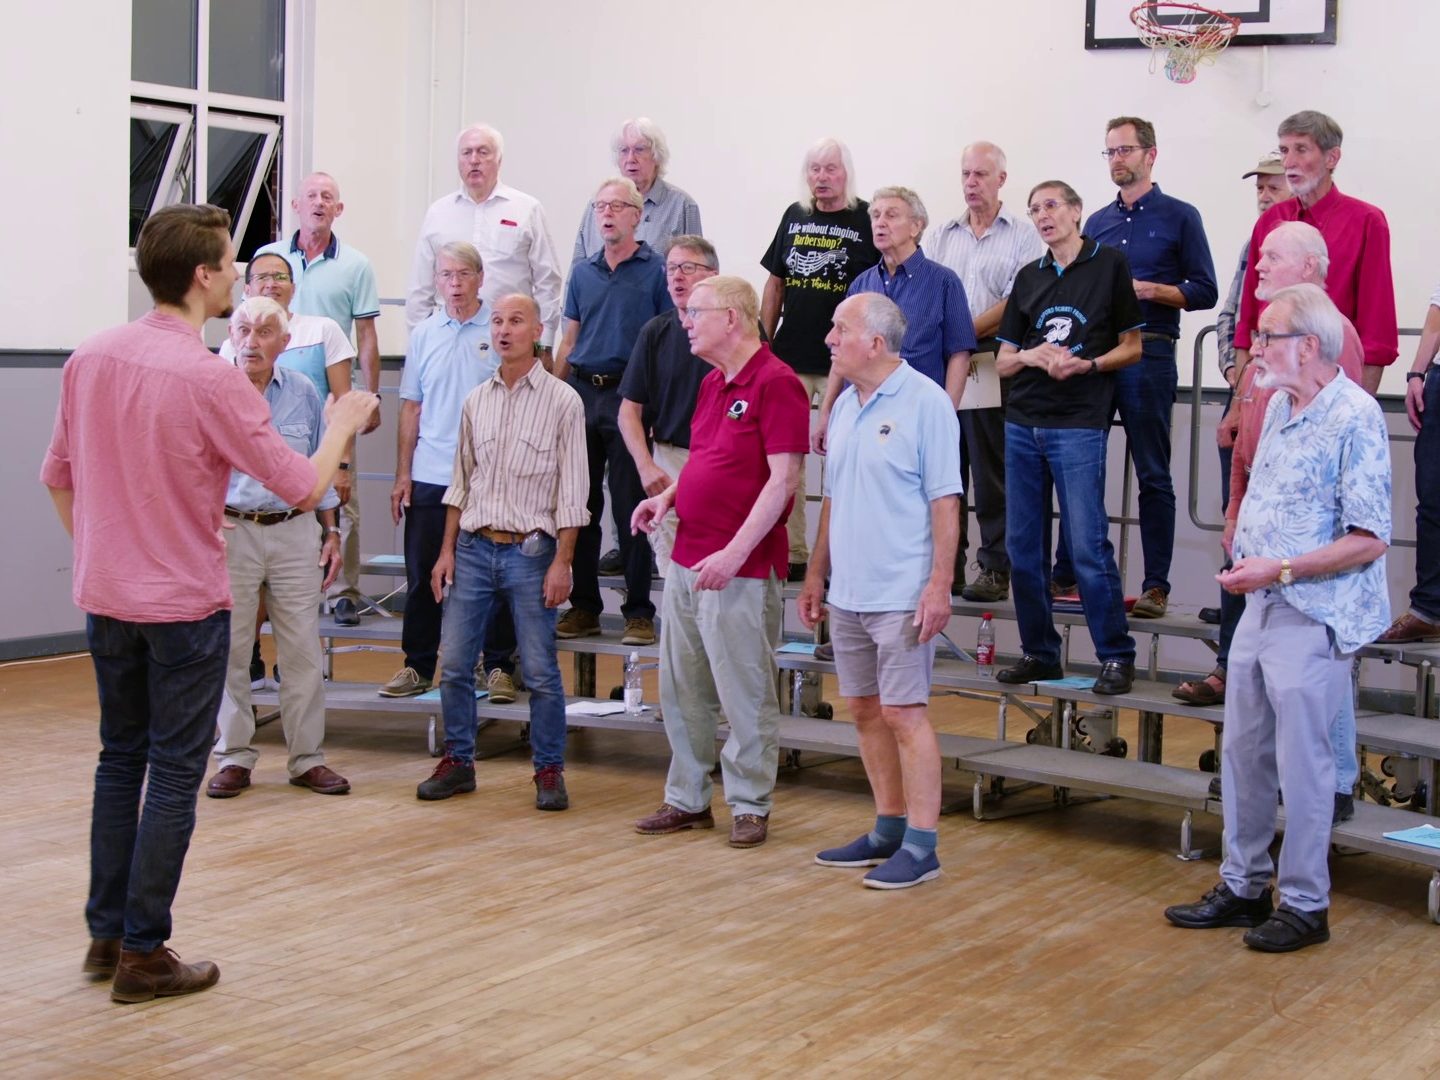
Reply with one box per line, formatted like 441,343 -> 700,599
761,200 -> 880,375
996,238 -> 1143,429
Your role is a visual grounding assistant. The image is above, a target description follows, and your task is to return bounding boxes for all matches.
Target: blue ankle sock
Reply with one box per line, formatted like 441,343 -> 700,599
900,825 -> 937,860
868,814 -> 907,847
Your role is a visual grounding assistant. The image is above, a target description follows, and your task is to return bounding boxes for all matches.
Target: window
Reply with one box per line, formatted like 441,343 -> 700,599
129,0 -> 297,259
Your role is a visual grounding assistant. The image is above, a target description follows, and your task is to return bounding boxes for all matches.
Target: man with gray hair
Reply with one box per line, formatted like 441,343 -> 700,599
573,118 -> 703,262
407,123 -> 564,351
632,275 -> 809,849
208,297 -> 350,799
1166,282 -> 1390,952
554,178 -> 673,646
798,293 -> 962,889
930,141 -> 1046,603
761,137 -> 880,579
1233,110 -> 1397,395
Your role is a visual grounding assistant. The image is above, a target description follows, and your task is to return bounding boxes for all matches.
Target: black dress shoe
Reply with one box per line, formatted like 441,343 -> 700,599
1198,606 -> 1221,625
996,655 -> 1064,684
1243,904 -> 1329,952
333,598 -> 360,626
1092,659 -> 1135,695
598,548 -> 623,575
1164,882 -> 1273,929
1208,773 -> 1222,798
1333,792 -> 1354,823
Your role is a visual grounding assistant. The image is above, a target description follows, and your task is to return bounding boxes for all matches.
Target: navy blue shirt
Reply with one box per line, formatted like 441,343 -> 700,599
1084,183 -> 1217,341
562,241 -> 673,375
847,247 -> 977,388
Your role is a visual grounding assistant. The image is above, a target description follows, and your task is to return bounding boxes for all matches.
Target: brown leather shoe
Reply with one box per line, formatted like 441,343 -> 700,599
111,946 -> 220,1004
635,803 -> 715,834
729,813 -> 769,848
289,764 -> 351,795
205,765 -> 251,799
1376,612 -> 1440,644
83,938 -> 121,979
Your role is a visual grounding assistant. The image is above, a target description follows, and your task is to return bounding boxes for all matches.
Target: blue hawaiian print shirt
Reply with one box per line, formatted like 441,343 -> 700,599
1233,368 -> 1391,654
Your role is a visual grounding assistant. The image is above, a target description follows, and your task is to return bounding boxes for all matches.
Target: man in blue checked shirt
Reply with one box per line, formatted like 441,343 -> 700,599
1166,283 -> 1389,953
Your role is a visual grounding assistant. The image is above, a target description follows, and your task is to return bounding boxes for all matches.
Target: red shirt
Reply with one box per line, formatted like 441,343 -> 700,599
1234,183 -> 1398,367
672,344 -> 810,580
40,311 -> 318,623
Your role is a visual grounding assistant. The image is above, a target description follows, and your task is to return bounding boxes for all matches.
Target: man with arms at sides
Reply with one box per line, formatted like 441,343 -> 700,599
573,117 -> 702,262
41,204 -> 377,1003
553,178 -> 672,647
407,123 -> 564,354
419,295 -> 589,811
1166,284 -> 1389,952
632,276 -> 809,849
385,243 -> 517,701
1233,110 -> 1398,395
929,140 -> 1045,603
618,235 -> 719,575
799,294 -> 962,889
208,297 -> 351,799
761,137 -> 880,580
255,171 -> 381,628
993,182 -> 1143,696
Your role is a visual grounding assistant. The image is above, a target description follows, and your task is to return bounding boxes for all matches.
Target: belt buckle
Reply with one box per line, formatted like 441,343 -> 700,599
590,373 -> 607,387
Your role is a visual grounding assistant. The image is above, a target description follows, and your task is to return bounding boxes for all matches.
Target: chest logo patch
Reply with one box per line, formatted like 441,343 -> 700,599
726,399 -> 749,420
877,422 -> 894,442
1044,316 -> 1074,345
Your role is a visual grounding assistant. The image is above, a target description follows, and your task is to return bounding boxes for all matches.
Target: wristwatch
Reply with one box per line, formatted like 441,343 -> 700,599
324,526 -> 341,536
1278,558 -> 1294,586
1089,358 -> 1099,375
1408,371 -> 1427,381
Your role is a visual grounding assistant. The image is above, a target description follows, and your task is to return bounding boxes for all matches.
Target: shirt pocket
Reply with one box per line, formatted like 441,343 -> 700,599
514,431 -> 557,480
481,216 -> 525,259
276,422 -> 312,456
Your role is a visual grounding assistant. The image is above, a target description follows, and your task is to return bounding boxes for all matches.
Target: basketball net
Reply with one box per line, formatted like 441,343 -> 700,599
1131,1 -> 1241,84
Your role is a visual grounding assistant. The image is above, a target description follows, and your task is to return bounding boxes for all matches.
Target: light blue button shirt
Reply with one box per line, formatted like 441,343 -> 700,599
225,365 -> 338,512
399,303 -> 498,487
1234,369 -> 1391,654
823,362 -> 964,612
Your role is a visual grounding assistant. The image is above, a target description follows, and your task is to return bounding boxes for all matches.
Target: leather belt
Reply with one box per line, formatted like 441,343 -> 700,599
224,506 -> 305,526
1141,331 -> 1177,343
573,370 -> 622,388
479,527 -> 527,544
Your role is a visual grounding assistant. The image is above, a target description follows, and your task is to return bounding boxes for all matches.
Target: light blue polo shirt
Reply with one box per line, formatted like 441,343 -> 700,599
256,231 -> 380,336
399,304 -> 497,487
823,362 -> 963,611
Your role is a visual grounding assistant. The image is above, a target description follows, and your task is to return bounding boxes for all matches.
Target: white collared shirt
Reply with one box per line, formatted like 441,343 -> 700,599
406,182 -> 564,344
927,203 -> 1045,318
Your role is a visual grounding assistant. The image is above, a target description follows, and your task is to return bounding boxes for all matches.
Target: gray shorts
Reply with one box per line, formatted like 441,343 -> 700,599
829,606 -> 936,706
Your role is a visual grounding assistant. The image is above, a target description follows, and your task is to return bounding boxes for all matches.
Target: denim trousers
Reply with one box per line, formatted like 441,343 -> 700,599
86,610 -> 231,952
438,531 -> 566,769
1006,423 -> 1136,667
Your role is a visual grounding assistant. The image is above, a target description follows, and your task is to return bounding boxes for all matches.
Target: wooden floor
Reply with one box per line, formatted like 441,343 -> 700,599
4,647 -> 1440,1079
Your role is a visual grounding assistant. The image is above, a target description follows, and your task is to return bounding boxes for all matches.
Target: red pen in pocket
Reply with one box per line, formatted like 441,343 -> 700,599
500,219 -> 518,227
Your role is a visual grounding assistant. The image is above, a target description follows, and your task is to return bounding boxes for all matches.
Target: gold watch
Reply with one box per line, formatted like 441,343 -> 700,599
1278,558 -> 1294,586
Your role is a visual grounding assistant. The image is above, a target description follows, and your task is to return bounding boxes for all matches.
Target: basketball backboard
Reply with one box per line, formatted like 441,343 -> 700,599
1085,0 -> 1337,48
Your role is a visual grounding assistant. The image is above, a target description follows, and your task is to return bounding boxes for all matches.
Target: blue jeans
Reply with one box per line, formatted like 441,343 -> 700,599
86,610 -> 231,952
1412,365 -> 1440,623
1006,423 -> 1136,667
1055,344 -> 1177,593
438,531 -> 566,768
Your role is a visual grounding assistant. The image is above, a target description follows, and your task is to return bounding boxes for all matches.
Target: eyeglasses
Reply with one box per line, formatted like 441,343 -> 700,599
1027,199 -> 1066,217
592,200 -> 639,213
436,269 -> 478,282
681,306 -> 728,321
617,143 -> 654,158
1100,145 -> 1146,160
251,272 -> 292,284
666,261 -> 714,277
1253,331 -> 1311,349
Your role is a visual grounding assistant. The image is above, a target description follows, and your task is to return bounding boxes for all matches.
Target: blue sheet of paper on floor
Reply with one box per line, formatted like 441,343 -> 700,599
1036,676 -> 1101,689
777,642 -> 818,655
1382,824 -> 1440,849
415,688 -> 488,702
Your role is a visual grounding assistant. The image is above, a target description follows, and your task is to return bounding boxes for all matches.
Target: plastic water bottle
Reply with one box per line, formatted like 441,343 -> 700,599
976,613 -> 996,679
624,650 -> 644,714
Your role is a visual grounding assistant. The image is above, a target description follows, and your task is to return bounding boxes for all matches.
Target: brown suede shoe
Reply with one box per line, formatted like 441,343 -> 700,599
110,946 -> 220,1004
83,938 -> 121,979
1376,612 -> 1440,644
205,765 -> 251,798
289,764 -> 351,795
729,813 -> 769,848
635,803 -> 715,834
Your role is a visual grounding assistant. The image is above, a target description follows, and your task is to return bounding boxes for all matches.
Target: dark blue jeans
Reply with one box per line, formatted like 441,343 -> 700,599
1006,423 -> 1136,667
438,531 -> 567,768
86,610 -> 230,953
1215,440 -> 1244,669
1412,366 -> 1440,623
403,480 -> 515,680
1054,343 -> 1177,594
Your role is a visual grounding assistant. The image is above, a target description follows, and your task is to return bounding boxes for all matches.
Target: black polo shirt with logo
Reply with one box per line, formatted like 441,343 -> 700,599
996,237 -> 1144,429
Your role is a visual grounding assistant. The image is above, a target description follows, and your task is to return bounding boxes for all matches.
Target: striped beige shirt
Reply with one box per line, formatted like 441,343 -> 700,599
443,360 -> 590,536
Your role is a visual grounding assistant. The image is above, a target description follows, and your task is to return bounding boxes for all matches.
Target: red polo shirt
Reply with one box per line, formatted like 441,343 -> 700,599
672,344 -> 810,580
1234,183 -> 1398,368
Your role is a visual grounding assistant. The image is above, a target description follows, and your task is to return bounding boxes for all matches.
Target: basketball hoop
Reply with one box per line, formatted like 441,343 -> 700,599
1130,2 -> 1241,84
